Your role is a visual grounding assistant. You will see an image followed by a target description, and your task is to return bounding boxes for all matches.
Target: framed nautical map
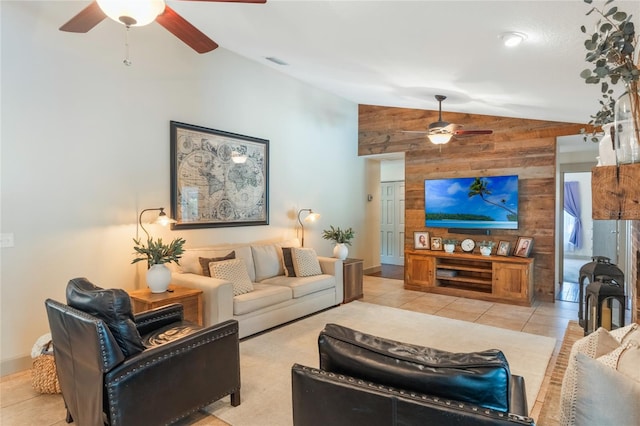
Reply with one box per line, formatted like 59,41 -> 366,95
170,121 -> 269,229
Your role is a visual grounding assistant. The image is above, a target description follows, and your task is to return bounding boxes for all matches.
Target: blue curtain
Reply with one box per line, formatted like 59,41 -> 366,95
564,181 -> 582,248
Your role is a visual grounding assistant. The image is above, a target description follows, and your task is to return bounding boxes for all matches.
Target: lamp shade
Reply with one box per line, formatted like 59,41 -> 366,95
97,0 -> 165,26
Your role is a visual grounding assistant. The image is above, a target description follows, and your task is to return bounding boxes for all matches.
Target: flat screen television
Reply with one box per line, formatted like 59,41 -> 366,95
424,175 -> 519,230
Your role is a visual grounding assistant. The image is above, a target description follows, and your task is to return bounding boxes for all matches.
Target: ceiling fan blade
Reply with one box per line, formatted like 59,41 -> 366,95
156,5 -> 219,53
59,1 -> 106,33
454,129 -> 494,135
401,130 -> 430,134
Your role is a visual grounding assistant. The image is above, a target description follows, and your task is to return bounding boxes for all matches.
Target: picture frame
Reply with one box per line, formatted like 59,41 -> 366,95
513,236 -> 534,257
430,237 -> 443,251
170,121 -> 269,229
414,231 -> 430,249
496,240 -> 511,256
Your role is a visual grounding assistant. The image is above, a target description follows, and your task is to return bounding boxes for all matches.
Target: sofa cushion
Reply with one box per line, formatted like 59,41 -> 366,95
559,327 -> 621,425
66,277 -> 145,357
574,352 -> 640,425
178,245 -> 256,282
233,283 -> 292,316
262,274 -> 335,299
292,248 -> 322,277
199,251 -> 235,277
252,243 -> 283,281
209,259 -> 254,296
281,247 -> 296,277
318,323 -> 512,412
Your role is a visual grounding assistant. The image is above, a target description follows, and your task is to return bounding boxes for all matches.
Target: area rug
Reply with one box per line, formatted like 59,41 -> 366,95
206,301 -> 556,426
536,320 -> 584,426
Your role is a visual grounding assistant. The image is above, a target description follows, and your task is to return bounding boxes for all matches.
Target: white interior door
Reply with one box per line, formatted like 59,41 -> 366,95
380,181 -> 404,265
593,220 -> 619,263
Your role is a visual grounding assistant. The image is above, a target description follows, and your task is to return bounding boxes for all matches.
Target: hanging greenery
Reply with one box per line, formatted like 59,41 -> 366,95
580,0 -> 639,142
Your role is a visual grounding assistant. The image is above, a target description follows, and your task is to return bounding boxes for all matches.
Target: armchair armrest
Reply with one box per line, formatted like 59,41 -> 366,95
134,303 -> 184,336
105,320 -> 241,425
171,272 -> 234,326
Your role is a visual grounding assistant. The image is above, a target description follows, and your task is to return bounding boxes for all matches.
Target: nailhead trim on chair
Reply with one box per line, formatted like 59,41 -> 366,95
107,326 -> 239,425
296,365 -> 535,424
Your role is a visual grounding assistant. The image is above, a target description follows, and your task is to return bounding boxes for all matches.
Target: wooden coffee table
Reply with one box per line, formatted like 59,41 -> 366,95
128,285 -> 203,326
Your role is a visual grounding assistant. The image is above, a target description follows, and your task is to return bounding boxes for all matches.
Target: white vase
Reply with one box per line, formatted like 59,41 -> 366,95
480,246 -> 492,256
146,263 -> 171,293
614,87 -> 640,164
598,123 -> 617,166
333,243 -> 348,260
444,243 -> 455,253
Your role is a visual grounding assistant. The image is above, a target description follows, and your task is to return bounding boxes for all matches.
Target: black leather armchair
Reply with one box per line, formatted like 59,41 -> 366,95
292,323 -> 535,426
45,277 -> 241,426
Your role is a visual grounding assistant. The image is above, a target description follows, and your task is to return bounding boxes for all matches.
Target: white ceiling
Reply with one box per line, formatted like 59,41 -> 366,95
56,0 -> 638,150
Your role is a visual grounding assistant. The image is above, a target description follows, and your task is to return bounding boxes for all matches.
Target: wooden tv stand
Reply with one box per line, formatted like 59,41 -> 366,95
405,250 -> 534,306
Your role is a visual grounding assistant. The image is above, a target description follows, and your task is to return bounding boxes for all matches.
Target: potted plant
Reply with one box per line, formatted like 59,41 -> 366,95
443,239 -> 457,253
479,241 -> 496,256
580,0 -> 639,155
321,225 -> 355,260
132,237 -> 186,293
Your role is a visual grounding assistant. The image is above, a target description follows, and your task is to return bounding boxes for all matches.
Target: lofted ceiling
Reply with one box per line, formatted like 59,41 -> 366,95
53,0 -> 639,150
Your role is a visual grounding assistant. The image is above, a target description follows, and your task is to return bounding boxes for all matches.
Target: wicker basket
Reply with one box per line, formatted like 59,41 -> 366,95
31,342 -> 61,394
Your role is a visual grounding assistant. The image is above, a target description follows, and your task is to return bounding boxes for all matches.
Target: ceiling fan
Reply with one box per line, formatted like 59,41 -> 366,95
403,95 -> 493,145
59,0 -> 266,54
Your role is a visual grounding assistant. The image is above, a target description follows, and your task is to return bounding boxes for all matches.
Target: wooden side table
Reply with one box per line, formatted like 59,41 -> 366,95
343,258 -> 364,303
128,285 -> 203,326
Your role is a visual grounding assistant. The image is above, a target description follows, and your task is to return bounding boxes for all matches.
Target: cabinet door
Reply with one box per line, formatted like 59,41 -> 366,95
407,254 -> 436,288
493,262 -> 530,300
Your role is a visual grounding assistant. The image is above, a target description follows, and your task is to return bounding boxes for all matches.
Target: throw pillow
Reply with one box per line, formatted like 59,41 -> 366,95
66,277 -> 145,357
281,247 -> 297,277
251,244 -> 283,281
559,327 -> 620,425
597,340 -> 640,382
574,352 -> 640,425
609,322 -> 640,344
209,259 -> 254,296
198,251 -> 235,277
291,248 -> 322,277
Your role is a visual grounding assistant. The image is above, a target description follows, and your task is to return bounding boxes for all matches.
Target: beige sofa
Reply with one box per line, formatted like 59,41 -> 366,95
169,239 -> 344,338
560,322 -> 640,425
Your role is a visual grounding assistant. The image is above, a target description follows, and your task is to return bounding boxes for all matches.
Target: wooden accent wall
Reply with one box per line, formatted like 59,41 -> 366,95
359,104 -> 587,302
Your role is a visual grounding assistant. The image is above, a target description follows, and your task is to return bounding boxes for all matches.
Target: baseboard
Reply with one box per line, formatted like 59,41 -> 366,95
364,265 -> 381,275
1,355 -> 32,377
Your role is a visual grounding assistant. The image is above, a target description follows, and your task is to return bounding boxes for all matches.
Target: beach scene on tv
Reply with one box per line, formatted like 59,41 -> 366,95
425,175 -> 518,229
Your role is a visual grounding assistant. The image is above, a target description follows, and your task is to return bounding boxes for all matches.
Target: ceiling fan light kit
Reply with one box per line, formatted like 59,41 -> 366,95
427,133 -> 453,145
401,95 -> 493,145
60,0 -> 266,56
96,0 -> 166,27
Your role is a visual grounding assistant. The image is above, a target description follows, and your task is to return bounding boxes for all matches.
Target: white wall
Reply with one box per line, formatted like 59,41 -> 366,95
0,1 -> 365,373
380,159 -> 404,182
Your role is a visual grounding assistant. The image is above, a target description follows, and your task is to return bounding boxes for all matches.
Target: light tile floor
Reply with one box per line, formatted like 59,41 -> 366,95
1,276 -> 594,425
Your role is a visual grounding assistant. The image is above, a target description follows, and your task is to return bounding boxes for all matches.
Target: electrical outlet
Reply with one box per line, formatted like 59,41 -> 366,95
1,233 -> 15,248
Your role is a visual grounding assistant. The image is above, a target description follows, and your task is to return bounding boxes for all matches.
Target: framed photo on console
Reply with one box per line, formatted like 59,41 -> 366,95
430,237 -> 443,251
170,121 -> 269,229
496,240 -> 511,256
414,231 -> 430,249
513,237 -> 533,257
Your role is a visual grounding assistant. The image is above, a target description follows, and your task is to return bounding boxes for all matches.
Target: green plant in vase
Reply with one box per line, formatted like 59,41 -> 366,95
132,237 -> 186,293
322,226 -> 355,260
443,239 -> 457,253
580,0 -> 639,148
